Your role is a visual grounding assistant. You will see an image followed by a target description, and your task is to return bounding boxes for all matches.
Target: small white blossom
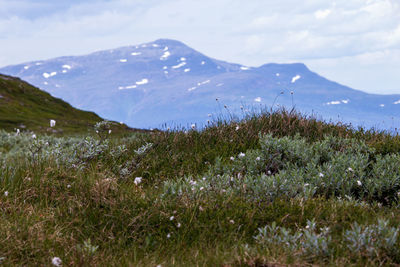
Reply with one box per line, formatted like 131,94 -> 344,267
256,156 -> 261,161
229,219 -> 235,224
357,180 -> 362,186
51,257 -> 62,266
230,156 -> 235,161
177,223 -> 181,228
167,233 -> 171,238
348,167 -> 354,172
32,134 -> 36,139
199,206 -> 204,211
200,187 -> 204,191
319,173 -> 324,177
108,129 -> 112,134
267,170 -> 272,175
67,184 -> 71,188
16,129 -> 20,135
304,183 -> 310,187
202,177 -> 206,181
170,216 -> 174,221
191,124 -> 196,129
235,125 -> 240,131
134,177 -> 142,185
4,191 -> 8,197
50,119 -> 56,127
238,152 -> 245,158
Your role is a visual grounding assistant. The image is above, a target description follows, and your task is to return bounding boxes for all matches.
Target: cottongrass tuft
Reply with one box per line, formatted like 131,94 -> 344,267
51,257 -> 62,266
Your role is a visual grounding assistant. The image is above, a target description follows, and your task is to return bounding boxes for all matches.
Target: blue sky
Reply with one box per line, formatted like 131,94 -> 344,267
1,0 -> 400,94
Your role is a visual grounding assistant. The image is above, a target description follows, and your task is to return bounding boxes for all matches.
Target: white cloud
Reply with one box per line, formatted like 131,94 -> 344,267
314,9 -> 331,19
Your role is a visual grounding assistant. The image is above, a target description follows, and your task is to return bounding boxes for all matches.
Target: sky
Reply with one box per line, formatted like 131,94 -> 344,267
1,0 -> 400,94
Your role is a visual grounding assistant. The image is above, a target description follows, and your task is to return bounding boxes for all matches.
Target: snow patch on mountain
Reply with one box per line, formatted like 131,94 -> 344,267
172,62 -> 186,69
291,75 -> 301,83
136,79 -> 149,85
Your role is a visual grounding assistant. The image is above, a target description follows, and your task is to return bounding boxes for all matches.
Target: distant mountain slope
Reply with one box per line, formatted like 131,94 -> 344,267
1,39 -> 399,130
0,74 -> 131,134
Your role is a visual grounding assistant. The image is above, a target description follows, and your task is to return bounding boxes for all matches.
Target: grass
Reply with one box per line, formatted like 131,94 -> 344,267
1,108 -> 400,266
0,74 -> 135,135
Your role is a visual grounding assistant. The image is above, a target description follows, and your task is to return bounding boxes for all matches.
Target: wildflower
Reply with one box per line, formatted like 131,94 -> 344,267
202,177 -> 206,181
108,129 -> 112,134
51,257 -> 62,266
235,125 -> 240,131
256,156 -> 261,161
199,206 -> 204,211
229,219 -> 235,224
189,180 -> 197,185
32,134 -> 36,139
170,216 -> 174,221
177,223 -> 181,228
348,167 -> 354,172
200,187 -> 204,191
167,233 -> 171,238
230,156 -> 235,161
67,184 -> 71,188
191,124 -> 196,129
134,177 -> 142,185
4,191 -> 8,197
238,152 -> 245,158
267,170 -> 272,175
304,183 -> 310,187
50,119 -> 56,127
357,180 -> 362,186
319,173 -> 324,177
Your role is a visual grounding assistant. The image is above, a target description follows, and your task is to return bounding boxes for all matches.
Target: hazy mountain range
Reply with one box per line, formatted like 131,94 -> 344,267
1,39 -> 399,130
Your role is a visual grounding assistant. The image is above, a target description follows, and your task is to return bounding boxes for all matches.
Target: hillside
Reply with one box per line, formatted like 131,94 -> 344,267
1,39 -> 399,130
0,74 -> 132,134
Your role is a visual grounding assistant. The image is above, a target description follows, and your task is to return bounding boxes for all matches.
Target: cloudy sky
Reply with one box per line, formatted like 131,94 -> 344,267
1,0 -> 399,94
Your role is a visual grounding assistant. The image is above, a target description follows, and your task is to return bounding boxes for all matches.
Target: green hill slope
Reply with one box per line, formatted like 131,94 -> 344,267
0,74 -> 132,134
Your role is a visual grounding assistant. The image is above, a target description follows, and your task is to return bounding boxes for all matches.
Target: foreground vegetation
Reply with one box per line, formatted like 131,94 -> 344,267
1,110 -> 400,266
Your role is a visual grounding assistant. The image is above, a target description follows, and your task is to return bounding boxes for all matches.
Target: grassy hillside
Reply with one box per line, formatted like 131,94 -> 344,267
1,109 -> 400,266
0,74 -> 132,135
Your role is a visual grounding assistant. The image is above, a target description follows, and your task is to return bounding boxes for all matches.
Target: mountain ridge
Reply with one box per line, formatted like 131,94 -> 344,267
1,39 -> 399,130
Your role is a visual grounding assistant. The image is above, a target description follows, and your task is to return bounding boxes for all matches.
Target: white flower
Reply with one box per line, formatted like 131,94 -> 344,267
16,129 -> 20,135
134,177 -> 142,185
32,134 -> 36,139
256,156 -> 261,161
267,170 -> 272,175
191,124 -> 196,129
50,119 -> 56,127
235,125 -> 240,131
348,167 -> 354,172
202,177 -> 206,181
51,257 -> 62,266
108,129 -> 112,134
167,233 -> 171,238
189,180 -> 197,185
319,173 -> 324,177
229,219 -> 235,224
357,180 -> 362,186
157,265 -> 162,267
238,152 -> 245,158
67,184 -> 71,188
230,156 -> 235,161
304,183 -> 310,187
170,216 -> 174,221
200,187 -> 204,191
177,223 -> 181,228
4,191 -> 8,197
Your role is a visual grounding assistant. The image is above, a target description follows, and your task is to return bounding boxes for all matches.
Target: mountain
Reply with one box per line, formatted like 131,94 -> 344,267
0,74 -> 132,134
1,39 -> 399,130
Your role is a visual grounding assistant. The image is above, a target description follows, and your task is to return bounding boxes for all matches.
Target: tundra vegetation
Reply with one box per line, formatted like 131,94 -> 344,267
1,110 -> 400,266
